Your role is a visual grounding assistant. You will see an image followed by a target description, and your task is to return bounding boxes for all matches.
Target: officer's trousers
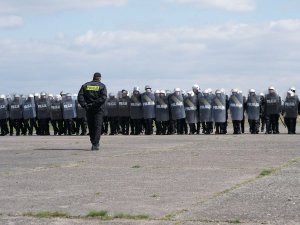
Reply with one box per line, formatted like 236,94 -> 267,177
86,110 -> 103,146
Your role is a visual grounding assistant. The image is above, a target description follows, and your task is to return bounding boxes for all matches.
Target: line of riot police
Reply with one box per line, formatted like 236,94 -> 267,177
1,85 -> 299,136
0,92 -> 87,136
104,85 -> 300,135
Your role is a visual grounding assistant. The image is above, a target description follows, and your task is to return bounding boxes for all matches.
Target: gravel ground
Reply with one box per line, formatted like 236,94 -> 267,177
0,131 -> 300,225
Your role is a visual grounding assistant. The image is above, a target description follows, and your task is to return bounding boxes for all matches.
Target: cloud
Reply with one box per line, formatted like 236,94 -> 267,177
1,19 -> 300,94
168,0 -> 256,12
0,0 -> 127,14
0,15 -> 23,28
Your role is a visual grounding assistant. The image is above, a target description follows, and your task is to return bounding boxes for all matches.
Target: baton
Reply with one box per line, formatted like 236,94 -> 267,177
279,114 -> 287,128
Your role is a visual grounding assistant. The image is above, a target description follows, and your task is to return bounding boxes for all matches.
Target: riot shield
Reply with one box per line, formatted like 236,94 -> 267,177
141,92 -> 155,119
130,94 -> 143,119
155,95 -> 170,122
199,94 -> 213,122
246,94 -> 260,120
106,98 -> 119,118
169,93 -> 185,120
50,100 -> 63,120
184,95 -> 198,124
9,99 -> 23,120
212,93 -> 226,123
118,96 -> 130,117
62,97 -> 77,119
229,92 -> 244,121
0,99 -> 9,119
36,99 -> 50,119
23,98 -> 36,119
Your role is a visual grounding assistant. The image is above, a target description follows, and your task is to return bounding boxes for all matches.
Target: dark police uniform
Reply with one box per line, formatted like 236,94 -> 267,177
78,73 -> 107,150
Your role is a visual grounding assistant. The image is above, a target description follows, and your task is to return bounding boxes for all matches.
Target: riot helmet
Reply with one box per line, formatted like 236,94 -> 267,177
268,86 -> 276,94
145,85 -> 152,93
192,84 -> 200,95
287,90 -> 294,97
215,89 -> 222,97
290,86 -> 296,93
40,92 -> 47,99
174,88 -> 181,95
54,94 -> 60,100
249,89 -> 256,96
14,94 -> 20,100
121,89 -> 128,97
203,89 -> 210,96
48,93 -> 54,100
231,88 -> 238,94
187,91 -> 194,96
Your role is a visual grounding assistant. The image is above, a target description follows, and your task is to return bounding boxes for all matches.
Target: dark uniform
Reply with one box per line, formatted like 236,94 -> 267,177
282,91 -> 299,134
264,88 -> 281,134
78,73 -> 107,150
0,96 -> 9,136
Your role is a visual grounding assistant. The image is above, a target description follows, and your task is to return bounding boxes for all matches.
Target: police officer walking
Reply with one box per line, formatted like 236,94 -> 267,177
78,72 -> 107,151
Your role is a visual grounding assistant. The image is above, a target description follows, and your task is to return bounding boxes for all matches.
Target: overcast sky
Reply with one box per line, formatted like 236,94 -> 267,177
1,0 -> 300,96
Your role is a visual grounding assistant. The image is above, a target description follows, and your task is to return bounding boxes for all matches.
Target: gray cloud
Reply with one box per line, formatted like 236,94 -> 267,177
167,0 -> 256,12
0,0 -> 127,14
0,15 -> 23,28
1,20 -> 300,95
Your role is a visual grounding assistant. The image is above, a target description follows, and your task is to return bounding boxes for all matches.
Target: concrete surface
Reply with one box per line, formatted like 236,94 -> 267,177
0,133 -> 300,225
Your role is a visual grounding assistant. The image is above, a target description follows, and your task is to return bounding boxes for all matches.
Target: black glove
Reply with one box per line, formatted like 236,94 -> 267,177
85,103 -> 94,111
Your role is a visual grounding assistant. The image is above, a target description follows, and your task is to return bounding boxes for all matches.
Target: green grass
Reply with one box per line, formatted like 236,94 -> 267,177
258,168 -> 277,177
23,211 -> 70,218
226,219 -> 241,223
85,211 -> 149,220
150,194 -> 159,198
23,210 -> 150,221
131,165 -> 141,168
86,210 -> 109,218
113,213 -> 149,220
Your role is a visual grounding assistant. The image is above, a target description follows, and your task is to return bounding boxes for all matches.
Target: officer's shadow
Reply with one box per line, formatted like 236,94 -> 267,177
34,148 -> 90,151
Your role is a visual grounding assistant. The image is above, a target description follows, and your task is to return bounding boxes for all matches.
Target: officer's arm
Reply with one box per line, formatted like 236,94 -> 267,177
95,85 -> 107,106
279,96 -> 282,112
77,85 -> 87,108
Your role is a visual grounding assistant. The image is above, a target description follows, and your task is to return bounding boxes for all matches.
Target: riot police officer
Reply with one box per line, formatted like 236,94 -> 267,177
199,89 -> 214,134
36,92 -> 51,135
229,89 -> 244,134
106,93 -> 119,135
130,87 -> 143,135
155,90 -> 170,135
0,94 -> 9,136
282,90 -> 299,134
184,91 -> 198,134
264,86 -> 281,134
192,84 -> 201,134
62,93 -> 77,135
169,88 -> 186,134
259,93 -> 266,132
9,94 -> 23,136
118,90 -> 131,135
141,85 -> 156,135
212,89 -> 227,134
246,89 -> 261,134
50,95 -> 64,135
22,94 -> 37,135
